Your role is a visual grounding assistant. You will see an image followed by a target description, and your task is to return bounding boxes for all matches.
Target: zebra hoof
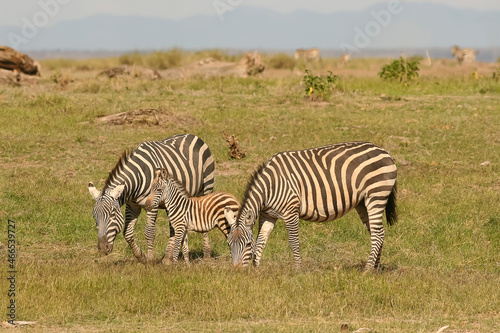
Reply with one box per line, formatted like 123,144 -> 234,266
136,254 -> 147,264
161,257 -> 173,265
362,265 -> 376,275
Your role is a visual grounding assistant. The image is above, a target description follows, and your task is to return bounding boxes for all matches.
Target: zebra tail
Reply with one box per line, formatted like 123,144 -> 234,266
385,182 -> 398,226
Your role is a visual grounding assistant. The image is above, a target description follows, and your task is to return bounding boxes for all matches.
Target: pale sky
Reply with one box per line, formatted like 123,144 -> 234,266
1,0 -> 499,26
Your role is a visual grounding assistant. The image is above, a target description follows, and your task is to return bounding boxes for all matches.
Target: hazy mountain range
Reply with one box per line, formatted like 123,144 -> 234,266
1,2 -> 499,60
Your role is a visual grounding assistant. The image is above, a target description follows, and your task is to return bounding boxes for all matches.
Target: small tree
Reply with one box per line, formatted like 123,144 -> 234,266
378,57 -> 420,83
303,69 -> 339,100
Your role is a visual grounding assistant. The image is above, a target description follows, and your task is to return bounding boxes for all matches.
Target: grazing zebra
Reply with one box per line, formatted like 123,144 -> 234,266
144,168 -> 240,264
340,53 -> 351,67
88,134 -> 215,263
451,46 -> 477,65
226,141 -> 397,271
294,48 -> 321,62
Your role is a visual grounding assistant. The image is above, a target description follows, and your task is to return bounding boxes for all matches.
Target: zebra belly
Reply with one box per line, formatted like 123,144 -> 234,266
299,199 -> 353,222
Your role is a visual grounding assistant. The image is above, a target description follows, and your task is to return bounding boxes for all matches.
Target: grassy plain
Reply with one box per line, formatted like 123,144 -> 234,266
0,53 -> 500,332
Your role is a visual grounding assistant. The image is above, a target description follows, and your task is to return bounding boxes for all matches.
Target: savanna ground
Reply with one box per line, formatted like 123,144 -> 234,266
1,50 -> 500,332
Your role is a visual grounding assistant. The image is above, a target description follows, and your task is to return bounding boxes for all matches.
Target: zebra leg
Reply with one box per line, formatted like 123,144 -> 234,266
364,200 -> 386,271
203,232 -> 212,260
144,207 -> 159,264
170,225 -> 187,264
283,213 -> 301,268
124,204 -> 145,263
182,233 -> 190,264
162,223 -> 175,264
254,215 -> 278,267
355,200 -> 370,233
164,221 -> 175,262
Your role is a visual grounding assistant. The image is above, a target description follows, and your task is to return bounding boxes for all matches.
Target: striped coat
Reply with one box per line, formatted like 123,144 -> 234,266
88,134 -> 215,263
226,142 -> 397,271
145,168 -> 240,264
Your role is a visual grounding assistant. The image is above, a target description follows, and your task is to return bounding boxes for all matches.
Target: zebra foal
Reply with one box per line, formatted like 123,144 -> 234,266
145,168 -> 240,264
226,141 -> 397,271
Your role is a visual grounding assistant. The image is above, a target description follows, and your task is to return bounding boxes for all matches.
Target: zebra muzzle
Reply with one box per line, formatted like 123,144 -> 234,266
97,236 -> 112,255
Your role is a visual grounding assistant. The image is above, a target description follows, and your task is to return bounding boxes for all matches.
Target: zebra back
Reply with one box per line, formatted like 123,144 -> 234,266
104,134 -> 215,207
147,168 -> 240,236
236,141 -> 397,226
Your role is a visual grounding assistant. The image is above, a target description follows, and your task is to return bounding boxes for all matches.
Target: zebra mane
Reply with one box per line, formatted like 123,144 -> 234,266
237,161 -> 267,222
103,149 -> 133,191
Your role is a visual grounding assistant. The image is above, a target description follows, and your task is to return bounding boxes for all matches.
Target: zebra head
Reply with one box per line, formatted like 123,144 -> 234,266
88,182 -> 125,255
226,209 -> 255,267
145,169 -> 168,210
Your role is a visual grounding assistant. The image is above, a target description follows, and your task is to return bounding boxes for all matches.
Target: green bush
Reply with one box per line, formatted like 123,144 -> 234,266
303,69 -> 339,100
378,57 -> 420,83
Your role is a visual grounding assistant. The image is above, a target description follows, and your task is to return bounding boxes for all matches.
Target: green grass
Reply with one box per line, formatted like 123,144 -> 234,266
0,54 -> 500,332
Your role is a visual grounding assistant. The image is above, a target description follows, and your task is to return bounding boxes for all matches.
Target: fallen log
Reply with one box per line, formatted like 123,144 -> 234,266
94,107 -> 200,129
160,51 -> 265,79
96,108 -> 161,125
0,46 -> 41,75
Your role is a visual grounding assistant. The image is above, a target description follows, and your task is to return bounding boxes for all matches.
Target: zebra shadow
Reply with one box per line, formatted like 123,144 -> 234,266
341,261 -> 399,273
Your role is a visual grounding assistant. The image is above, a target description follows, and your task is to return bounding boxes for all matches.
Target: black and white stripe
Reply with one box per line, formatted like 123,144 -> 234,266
145,169 -> 240,264
88,134 -> 215,263
226,141 -> 397,271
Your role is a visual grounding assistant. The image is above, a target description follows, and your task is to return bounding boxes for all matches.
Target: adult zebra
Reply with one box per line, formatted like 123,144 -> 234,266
226,141 -> 397,271
88,134 -> 215,263
294,48 -> 321,62
145,168 -> 240,264
451,45 -> 477,65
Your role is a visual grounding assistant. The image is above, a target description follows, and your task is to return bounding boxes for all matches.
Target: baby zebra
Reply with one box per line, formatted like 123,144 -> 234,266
145,168 -> 240,264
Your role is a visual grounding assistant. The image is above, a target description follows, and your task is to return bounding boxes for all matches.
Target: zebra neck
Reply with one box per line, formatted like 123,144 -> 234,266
240,193 -> 263,227
163,183 -> 192,213
245,183 -> 266,212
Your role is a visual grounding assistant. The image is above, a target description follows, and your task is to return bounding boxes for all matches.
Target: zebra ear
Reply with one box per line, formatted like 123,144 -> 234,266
244,211 -> 254,226
109,184 -> 125,200
224,207 -> 236,225
88,182 -> 101,200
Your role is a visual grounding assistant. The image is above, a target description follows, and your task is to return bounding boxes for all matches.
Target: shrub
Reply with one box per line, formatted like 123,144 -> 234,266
303,69 -> 339,100
378,57 -> 420,83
